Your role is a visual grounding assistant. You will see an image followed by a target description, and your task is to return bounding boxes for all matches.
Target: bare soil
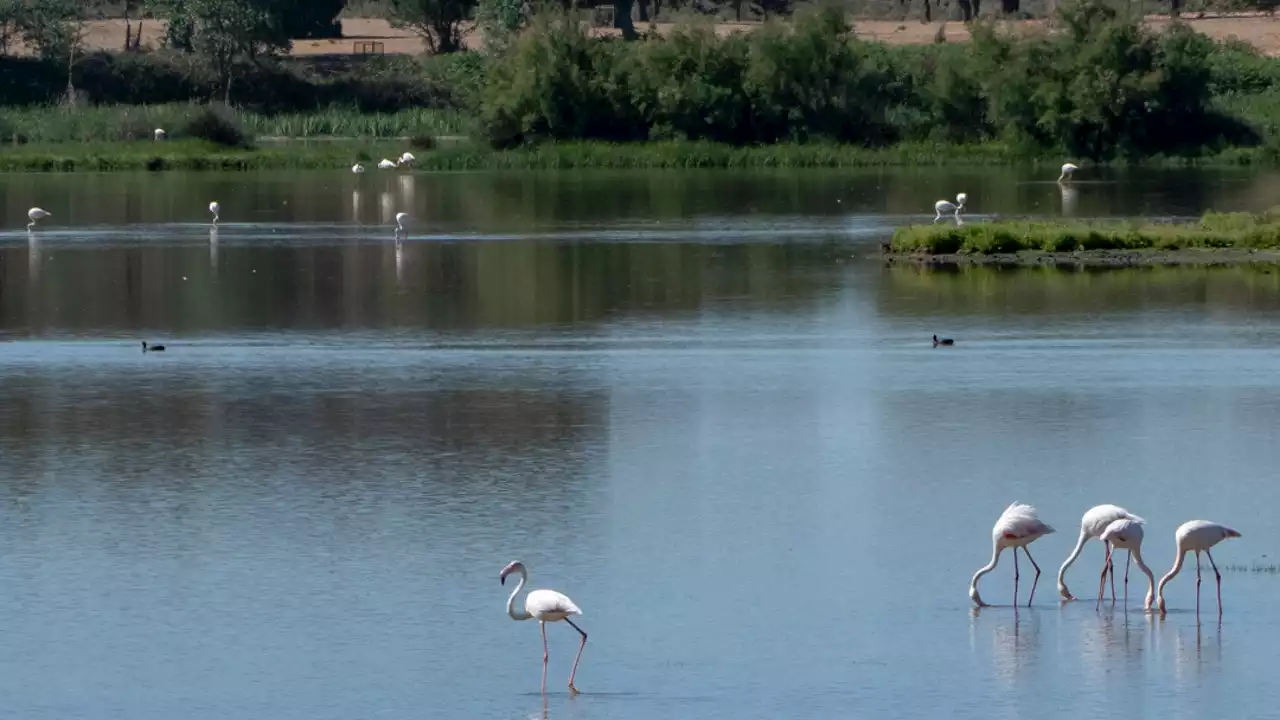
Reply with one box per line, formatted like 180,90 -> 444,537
35,13 -> 1280,58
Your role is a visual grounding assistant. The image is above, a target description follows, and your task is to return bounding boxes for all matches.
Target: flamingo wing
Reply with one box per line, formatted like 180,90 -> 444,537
526,589 -> 582,619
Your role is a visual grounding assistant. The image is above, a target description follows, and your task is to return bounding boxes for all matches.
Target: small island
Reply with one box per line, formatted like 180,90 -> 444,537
882,210 -> 1280,267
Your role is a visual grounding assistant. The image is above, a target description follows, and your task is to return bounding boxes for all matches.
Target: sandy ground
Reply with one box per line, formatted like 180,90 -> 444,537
35,13 -> 1280,57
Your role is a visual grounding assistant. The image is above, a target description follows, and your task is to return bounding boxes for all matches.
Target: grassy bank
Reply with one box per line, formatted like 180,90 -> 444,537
888,210 -> 1280,265
0,139 -> 426,172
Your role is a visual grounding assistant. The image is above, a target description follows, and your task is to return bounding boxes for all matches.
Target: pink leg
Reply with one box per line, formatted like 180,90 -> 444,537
1206,549 -> 1223,615
540,621 -> 549,695
1194,551 -> 1202,617
1123,550 -> 1131,606
1013,546 -> 1020,606
1096,544 -> 1112,610
565,618 -> 588,695
1109,551 -> 1117,602
1024,546 -> 1042,607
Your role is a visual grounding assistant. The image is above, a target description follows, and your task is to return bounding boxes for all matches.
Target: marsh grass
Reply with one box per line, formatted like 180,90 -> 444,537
891,210 -> 1280,255
1223,563 -> 1280,573
0,104 -> 466,144
0,139 -> 416,172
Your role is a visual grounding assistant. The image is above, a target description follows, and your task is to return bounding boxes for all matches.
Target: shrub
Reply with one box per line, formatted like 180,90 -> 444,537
182,102 -> 252,148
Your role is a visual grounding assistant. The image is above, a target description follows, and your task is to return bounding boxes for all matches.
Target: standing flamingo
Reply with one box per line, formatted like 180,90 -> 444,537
1058,162 -> 1078,184
1155,520 -> 1241,616
1057,504 -> 1144,601
209,201 -> 220,226
1096,517 -> 1155,610
970,502 -> 1056,608
500,560 -> 588,696
934,193 -> 967,223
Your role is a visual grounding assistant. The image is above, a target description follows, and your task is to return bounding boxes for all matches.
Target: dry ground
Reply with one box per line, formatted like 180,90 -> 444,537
38,13 -> 1280,57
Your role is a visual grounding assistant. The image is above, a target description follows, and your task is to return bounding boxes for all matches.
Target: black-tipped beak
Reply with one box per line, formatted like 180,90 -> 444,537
500,575 -> 506,585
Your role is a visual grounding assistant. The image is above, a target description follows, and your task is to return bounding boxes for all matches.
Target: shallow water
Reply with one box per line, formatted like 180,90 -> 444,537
2,168 -> 1280,720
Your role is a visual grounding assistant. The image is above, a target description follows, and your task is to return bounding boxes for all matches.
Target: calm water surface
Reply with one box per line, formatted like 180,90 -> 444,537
2,168 -> 1280,720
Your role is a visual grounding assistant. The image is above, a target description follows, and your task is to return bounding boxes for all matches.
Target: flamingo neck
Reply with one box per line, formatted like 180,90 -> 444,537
1131,546 -> 1156,608
970,541 -> 1003,605
1057,528 -> 1090,595
506,566 -> 533,621
1156,549 -> 1187,608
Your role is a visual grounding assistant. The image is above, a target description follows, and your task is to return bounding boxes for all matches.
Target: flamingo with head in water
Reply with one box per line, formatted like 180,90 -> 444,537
1097,516 -> 1155,610
1155,520 -> 1241,616
1057,504 -> 1144,602
970,502 -> 1056,607
27,207 -> 50,230
1058,162 -> 1078,183
209,201 -> 220,226
500,561 -> 588,696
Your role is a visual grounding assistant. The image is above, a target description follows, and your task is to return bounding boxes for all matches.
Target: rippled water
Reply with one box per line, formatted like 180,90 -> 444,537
2,169 -> 1279,720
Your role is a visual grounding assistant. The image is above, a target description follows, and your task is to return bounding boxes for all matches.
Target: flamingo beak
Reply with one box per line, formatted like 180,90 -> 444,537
500,574 -> 506,585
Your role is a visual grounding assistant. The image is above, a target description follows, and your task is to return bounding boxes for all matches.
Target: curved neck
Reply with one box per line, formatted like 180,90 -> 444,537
1057,528 -> 1090,586
970,542 -> 1003,595
1156,549 -> 1186,602
1132,546 -> 1156,597
506,566 -> 533,621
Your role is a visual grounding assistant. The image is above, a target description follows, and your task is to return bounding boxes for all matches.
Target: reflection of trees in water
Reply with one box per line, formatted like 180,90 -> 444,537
875,264 -> 1280,318
0,240 -> 846,333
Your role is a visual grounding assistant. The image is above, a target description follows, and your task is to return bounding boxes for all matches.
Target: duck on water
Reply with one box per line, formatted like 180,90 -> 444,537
142,341 -> 165,352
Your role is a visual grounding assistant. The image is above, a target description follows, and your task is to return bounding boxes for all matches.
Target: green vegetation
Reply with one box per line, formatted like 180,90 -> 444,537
890,209 -> 1280,255
0,138 -> 419,171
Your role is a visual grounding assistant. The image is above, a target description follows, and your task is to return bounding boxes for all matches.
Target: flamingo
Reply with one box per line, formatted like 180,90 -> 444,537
399,151 -> 416,166
934,193 -> 966,223
1155,520 -> 1241,616
500,561 -> 587,696
377,158 -> 399,170
352,163 -> 366,174
27,207 -> 50,230
395,212 -> 409,234
154,128 -> 166,140
1057,504 -> 1144,601
209,201 -> 220,226
1097,517 -> 1155,610
1058,162 -> 1078,183
969,502 -> 1056,608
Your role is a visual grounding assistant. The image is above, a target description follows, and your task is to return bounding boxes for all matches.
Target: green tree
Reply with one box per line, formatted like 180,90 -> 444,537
0,0 -> 78,59
159,0 -> 291,103
475,0 -> 527,53
385,0 -> 477,54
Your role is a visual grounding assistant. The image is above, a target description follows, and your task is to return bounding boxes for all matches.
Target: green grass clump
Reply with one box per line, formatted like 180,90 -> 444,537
0,139 -> 418,172
890,210 -> 1280,256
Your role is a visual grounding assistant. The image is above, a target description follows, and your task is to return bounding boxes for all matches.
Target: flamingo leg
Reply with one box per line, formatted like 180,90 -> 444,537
1195,551 -> 1203,617
1013,546 -> 1020,606
1205,549 -> 1223,615
1023,546 -> 1043,607
1109,549 -> 1117,603
540,620 -> 549,696
565,618 -> 588,695
1096,543 -> 1112,610
1124,550 -> 1131,606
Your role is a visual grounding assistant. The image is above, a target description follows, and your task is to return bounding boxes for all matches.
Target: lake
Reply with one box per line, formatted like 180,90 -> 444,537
1,167 -> 1279,720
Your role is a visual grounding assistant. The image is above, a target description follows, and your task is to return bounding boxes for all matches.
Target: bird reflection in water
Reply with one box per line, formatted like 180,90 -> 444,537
27,234 -> 41,285
1060,185 -> 1079,217
394,237 -> 404,285
969,606 -> 1041,689
209,226 -> 219,276
351,189 -> 362,223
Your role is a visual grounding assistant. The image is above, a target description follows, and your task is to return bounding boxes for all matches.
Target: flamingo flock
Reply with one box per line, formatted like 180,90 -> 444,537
970,502 -> 1240,615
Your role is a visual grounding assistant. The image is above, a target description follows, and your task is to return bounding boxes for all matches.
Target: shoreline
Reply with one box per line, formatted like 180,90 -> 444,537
880,248 -> 1280,268
0,139 -> 1278,172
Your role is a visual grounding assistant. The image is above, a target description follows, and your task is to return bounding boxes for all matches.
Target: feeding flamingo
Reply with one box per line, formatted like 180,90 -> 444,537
1155,520 -> 1241,616
27,207 -> 50,230
1058,162 -> 1078,183
1097,517 -> 1155,610
934,193 -> 966,223
209,201 -> 220,226
352,163 -> 366,174
969,502 -> 1056,608
378,158 -> 399,170
1057,504 -> 1144,602
394,212 -> 409,235
500,561 -> 588,696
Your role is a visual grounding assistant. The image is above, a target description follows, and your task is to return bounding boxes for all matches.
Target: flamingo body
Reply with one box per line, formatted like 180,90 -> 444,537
1156,520 -> 1240,615
209,201 -> 220,226
1097,516 -> 1156,609
378,158 -> 399,170
500,560 -> 588,695
352,163 -> 366,174
154,128 -> 166,140
934,193 -> 967,223
395,212 -> 409,233
400,152 -> 416,165
1058,162 -> 1078,182
1057,503 -> 1143,600
970,502 -> 1055,607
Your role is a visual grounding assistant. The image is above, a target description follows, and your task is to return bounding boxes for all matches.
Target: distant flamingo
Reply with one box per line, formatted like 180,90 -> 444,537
399,151 -> 416,166
500,561 -> 587,696
1058,162 -> 1078,184
27,207 -> 50,230
395,212 -> 409,235
1156,520 -> 1241,616
1057,504 -> 1144,601
209,201 -> 220,226
1097,517 -> 1155,610
154,128 -> 166,141
970,502 -> 1056,608
934,193 -> 966,223
352,163 -> 366,174
378,158 -> 399,170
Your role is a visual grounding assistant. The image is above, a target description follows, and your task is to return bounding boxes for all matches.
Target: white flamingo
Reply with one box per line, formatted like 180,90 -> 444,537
934,193 -> 966,223
378,158 -> 399,170
27,207 -> 50,230
395,212 -> 409,235
1097,517 -> 1155,610
209,201 -> 220,226
154,128 -> 166,140
970,502 -> 1056,608
1057,504 -> 1144,601
352,163 -> 365,174
1155,520 -> 1241,616
1058,162 -> 1078,183
399,151 -> 416,166
500,561 -> 588,696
